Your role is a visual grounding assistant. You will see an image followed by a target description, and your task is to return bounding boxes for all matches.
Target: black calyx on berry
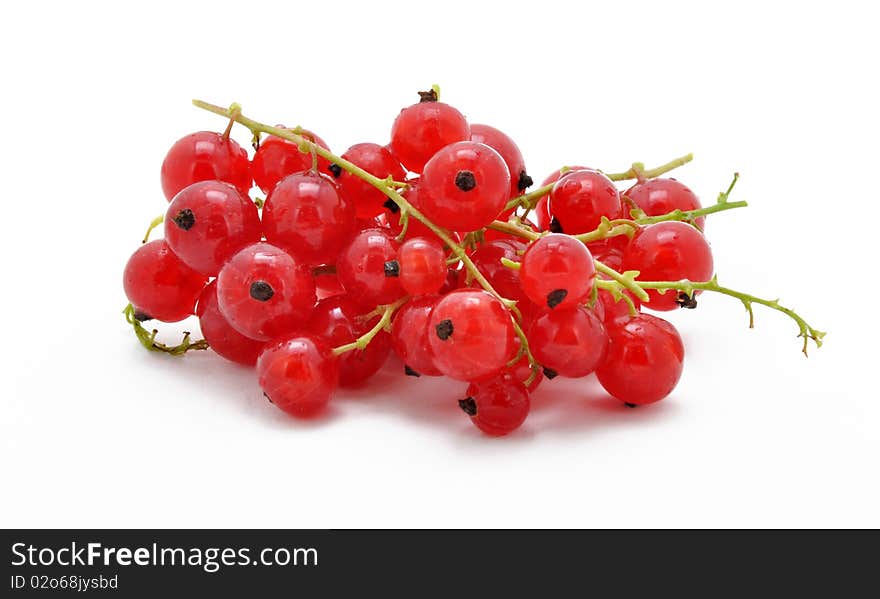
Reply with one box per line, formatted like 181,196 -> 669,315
133,310 -> 153,322
249,281 -> 275,302
542,367 -> 558,380
383,198 -> 400,214
458,397 -> 477,416
549,217 -> 564,233
384,260 -> 401,277
624,402 -> 638,409
328,163 -> 342,178
454,170 -> 477,192
404,365 -> 421,377
517,170 -> 533,191
546,289 -> 568,309
173,208 -> 196,231
676,292 -> 698,309
417,88 -> 439,103
435,319 -> 454,340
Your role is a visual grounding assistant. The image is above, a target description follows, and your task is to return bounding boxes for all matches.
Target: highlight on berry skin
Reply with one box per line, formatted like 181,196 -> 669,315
121,89 -> 825,436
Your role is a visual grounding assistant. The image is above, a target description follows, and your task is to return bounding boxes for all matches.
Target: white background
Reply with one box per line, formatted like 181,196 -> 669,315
2,1 -> 878,528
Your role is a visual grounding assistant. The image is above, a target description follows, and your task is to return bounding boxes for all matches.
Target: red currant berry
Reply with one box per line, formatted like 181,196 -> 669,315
428,290 -> 516,381
251,129 -> 331,194
307,295 -> 391,387
520,233 -> 596,311
164,181 -> 262,276
549,169 -> 621,234
333,143 -> 406,219
160,131 -> 251,201
460,377 -> 530,436
534,166 -> 590,230
262,172 -> 356,267
257,335 -> 338,417
336,228 -> 404,308
196,281 -> 265,365
596,313 -> 684,405
390,295 -> 443,377
528,306 -> 608,378
465,239 -> 539,323
470,123 -> 531,199
397,237 -> 447,296
597,289 -> 641,324
419,141 -> 510,232
588,238 -> 627,271
622,222 -> 714,311
123,240 -> 208,322
389,95 -> 470,173
626,178 -> 704,229
216,243 -> 316,341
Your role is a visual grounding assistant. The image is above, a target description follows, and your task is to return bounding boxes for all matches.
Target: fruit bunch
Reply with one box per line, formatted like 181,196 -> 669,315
122,87 -> 824,436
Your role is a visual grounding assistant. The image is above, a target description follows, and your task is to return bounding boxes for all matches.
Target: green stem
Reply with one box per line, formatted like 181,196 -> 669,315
332,298 -> 409,355
594,262 -> 651,302
636,276 -> 824,355
504,182 -> 555,212
142,215 -> 164,244
486,219 -> 541,241
123,304 -> 209,355
500,257 -> 521,270
574,201 -> 747,244
604,153 -> 694,182
511,318 -> 541,387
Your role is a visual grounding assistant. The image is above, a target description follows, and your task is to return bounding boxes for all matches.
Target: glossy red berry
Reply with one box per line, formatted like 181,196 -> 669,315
196,281 -> 265,366
588,237 -> 628,271
520,233 -> 596,310
160,131 -> 251,201
428,290 -> 516,381
460,377 -> 530,436
470,123 -> 530,199
534,166 -> 590,231
164,181 -> 262,276
257,335 -> 339,417
597,289 -> 641,324
465,239 -> 539,323
251,129 -> 331,194
596,313 -> 684,405
308,295 -> 391,387
549,169 -> 621,234
626,178 -> 704,229
123,240 -> 208,322
262,172 -> 356,267
216,243 -> 316,341
390,295 -> 443,377
528,306 -> 608,378
333,143 -> 406,219
419,141 -> 510,232
389,96 -> 470,173
397,237 -> 447,295
336,228 -> 404,308
622,222 -> 714,311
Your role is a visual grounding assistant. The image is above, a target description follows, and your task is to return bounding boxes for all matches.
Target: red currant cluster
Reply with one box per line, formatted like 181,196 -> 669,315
122,89 -> 824,436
